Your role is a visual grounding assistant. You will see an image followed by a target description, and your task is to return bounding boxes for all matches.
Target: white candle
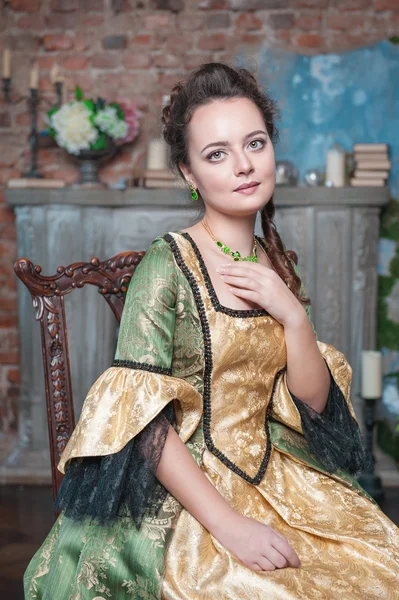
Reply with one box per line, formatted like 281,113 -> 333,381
3,48 -> 11,78
50,62 -> 60,84
30,62 -> 39,89
326,147 -> 346,187
361,350 -> 382,399
146,138 -> 168,170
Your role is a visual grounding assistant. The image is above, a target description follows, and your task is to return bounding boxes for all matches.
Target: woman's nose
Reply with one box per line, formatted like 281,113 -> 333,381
234,151 -> 254,176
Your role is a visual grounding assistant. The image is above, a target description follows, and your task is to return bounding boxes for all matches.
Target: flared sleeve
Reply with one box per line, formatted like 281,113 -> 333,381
54,236 -> 202,528
271,264 -> 371,477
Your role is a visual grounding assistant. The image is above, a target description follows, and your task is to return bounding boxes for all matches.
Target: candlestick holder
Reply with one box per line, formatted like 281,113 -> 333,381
24,88 -> 44,179
2,77 -> 11,102
357,396 -> 385,502
55,81 -> 63,107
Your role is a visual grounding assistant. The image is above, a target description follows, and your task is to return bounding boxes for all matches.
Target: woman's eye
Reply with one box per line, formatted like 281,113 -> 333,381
207,150 -> 224,161
249,139 -> 265,150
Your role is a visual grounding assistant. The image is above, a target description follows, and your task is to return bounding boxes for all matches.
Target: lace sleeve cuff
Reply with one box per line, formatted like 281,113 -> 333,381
54,403 -> 175,530
288,365 -> 372,477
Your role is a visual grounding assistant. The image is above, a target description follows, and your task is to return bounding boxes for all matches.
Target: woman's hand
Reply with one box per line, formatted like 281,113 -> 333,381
216,262 -> 305,328
213,512 -> 301,572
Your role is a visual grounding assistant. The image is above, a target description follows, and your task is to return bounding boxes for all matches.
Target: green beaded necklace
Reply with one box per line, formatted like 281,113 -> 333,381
201,219 -> 258,262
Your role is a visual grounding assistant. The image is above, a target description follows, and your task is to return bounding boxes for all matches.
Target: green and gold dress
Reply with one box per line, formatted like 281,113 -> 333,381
24,231 -> 399,599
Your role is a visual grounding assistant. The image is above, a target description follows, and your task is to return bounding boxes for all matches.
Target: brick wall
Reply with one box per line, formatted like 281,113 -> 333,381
0,0 -> 398,438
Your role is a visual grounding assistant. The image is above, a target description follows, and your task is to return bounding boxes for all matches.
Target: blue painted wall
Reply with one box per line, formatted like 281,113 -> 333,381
255,40 -> 399,196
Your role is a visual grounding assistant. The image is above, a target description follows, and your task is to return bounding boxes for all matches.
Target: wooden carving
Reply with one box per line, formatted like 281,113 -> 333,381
14,251 -> 145,498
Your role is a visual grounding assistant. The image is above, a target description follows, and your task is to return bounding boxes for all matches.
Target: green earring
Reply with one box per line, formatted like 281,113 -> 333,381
189,183 -> 198,201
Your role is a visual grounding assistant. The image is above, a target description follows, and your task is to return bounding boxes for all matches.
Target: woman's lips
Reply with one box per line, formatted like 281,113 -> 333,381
234,183 -> 260,195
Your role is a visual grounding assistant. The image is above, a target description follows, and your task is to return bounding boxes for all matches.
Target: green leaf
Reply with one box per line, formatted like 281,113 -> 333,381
109,102 -> 125,120
83,99 -> 95,112
75,85 -> 84,101
90,132 -> 106,151
47,106 -> 59,119
46,127 -> 56,138
388,36 -> 399,45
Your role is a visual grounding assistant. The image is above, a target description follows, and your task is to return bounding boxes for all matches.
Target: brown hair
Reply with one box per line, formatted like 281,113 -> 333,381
161,62 -> 309,306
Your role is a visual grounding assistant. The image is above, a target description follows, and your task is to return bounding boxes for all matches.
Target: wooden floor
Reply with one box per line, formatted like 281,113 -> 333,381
1,485 -> 399,599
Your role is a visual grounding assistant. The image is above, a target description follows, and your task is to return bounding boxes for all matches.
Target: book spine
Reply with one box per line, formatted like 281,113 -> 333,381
350,178 -> 385,187
353,143 -> 388,153
353,153 -> 388,162
353,170 -> 389,179
355,160 -> 391,170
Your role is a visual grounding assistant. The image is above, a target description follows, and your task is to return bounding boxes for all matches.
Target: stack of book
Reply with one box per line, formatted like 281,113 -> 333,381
131,168 -> 185,189
350,143 -> 391,187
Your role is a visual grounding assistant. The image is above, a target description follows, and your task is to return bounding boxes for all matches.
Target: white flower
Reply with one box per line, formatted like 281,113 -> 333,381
50,101 -> 98,155
94,106 -> 128,140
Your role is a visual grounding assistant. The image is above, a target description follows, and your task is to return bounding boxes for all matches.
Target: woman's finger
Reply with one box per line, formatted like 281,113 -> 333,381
255,557 -> 276,571
272,536 -> 301,568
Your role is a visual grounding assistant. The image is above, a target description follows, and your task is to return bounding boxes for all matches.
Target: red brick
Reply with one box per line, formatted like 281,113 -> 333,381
83,15 -> 105,27
0,169 -> 21,186
63,56 -> 89,70
375,0 -> 399,8
17,13 -> 46,28
0,206 -> 15,223
165,32 -> 192,50
331,0 -> 370,8
198,33 -> 227,50
0,224 -> 16,241
235,13 -> 262,30
229,0 -> 289,8
295,13 -> 323,30
206,12 -> 231,28
238,33 -> 264,45
131,34 -> 154,46
327,13 -> 365,30
10,0 -> 40,11
43,34 -> 73,51
294,0 -> 328,6
295,33 -> 324,48
0,113 -> 11,128
51,0 -> 79,11
45,168 -> 79,184
0,241 -> 17,258
153,0 -> 184,9
176,14 -> 205,29
0,315 -> 18,328
269,12 -> 295,29
184,53 -> 214,69
152,53 -> 180,68
46,13 -> 78,29
122,53 -> 151,68
12,34 -> 41,51
91,54 -> 121,69
7,368 -> 20,384
103,35 -> 128,50
144,14 -> 171,29
198,0 -> 228,7
0,353 -> 19,364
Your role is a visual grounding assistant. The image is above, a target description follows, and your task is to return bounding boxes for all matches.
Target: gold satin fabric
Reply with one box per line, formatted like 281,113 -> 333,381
58,367 -> 202,473
161,232 -> 399,599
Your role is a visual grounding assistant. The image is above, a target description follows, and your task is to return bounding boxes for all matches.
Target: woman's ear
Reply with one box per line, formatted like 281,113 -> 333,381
178,162 -> 196,188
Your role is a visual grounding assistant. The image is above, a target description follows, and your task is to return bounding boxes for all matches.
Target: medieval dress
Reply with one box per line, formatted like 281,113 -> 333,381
24,230 -> 399,600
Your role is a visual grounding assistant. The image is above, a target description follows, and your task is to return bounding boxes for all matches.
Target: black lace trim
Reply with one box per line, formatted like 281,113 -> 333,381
163,232 -> 274,485
112,359 -> 172,376
176,231 -> 270,318
288,365 -> 373,476
54,403 -> 176,529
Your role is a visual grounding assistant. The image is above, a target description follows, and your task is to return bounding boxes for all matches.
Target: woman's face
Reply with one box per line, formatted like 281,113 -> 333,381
179,97 -> 275,217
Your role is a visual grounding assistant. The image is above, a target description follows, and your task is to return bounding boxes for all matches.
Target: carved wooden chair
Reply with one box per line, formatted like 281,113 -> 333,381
14,250 -> 145,500
14,246 -> 298,502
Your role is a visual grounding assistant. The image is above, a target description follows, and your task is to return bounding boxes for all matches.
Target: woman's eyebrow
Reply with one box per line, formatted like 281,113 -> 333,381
200,130 -> 267,154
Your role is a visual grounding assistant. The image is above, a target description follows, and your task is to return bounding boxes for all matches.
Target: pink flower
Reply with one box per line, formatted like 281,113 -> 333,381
116,98 -> 143,144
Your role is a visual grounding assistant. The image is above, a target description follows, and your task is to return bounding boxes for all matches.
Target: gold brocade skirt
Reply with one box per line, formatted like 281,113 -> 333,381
162,446 -> 399,600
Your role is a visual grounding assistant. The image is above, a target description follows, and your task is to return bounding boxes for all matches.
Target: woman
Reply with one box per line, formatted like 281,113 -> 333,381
24,63 -> 399,599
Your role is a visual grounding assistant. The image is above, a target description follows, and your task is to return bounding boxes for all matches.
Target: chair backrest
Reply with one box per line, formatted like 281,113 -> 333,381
14,250 -> 145,500
14,246 -> 298,501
